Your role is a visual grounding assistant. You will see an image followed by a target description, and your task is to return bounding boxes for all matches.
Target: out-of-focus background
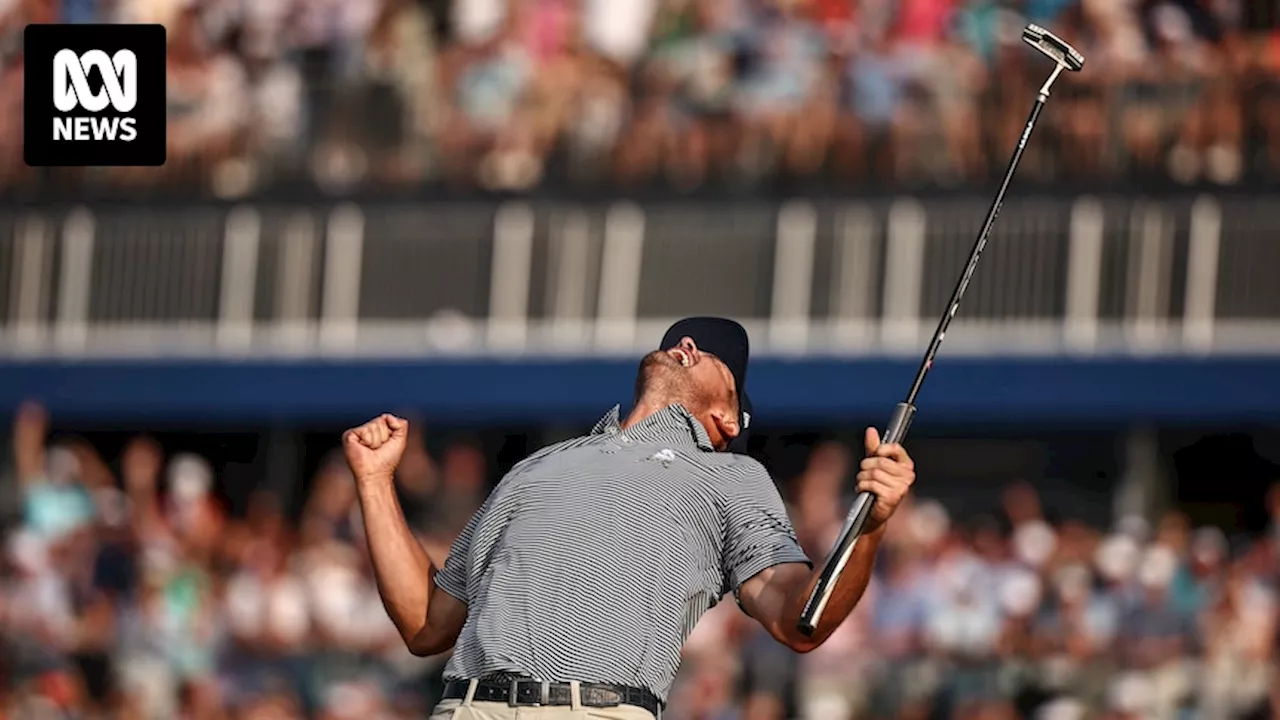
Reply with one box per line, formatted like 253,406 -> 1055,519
6,0 -> 1280,194
1,0 -> 1280,719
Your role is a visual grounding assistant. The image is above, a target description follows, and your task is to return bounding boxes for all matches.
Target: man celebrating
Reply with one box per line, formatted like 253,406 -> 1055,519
343,317 -> 916,720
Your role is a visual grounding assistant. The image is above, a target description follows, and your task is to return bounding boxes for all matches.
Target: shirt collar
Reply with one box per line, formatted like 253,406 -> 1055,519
591,404 -> 716,452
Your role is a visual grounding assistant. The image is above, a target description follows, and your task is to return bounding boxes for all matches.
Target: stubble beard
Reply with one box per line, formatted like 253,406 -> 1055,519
637,351 -> 709,413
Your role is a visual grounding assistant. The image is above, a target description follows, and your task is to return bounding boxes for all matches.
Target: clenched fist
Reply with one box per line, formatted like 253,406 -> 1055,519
343,414 -> 409,484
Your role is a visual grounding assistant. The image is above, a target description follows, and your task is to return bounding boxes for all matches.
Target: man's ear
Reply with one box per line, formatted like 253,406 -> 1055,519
711,407 -> 740,441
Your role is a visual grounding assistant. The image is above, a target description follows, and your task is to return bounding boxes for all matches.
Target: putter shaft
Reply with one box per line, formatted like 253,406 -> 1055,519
797,31 -> 1081,636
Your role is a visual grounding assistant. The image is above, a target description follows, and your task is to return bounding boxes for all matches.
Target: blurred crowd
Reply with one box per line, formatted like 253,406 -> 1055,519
0,402 -> 485,720
677,444 -> 1280,720
4,0 -> 1280,195
2,401 -> 1279,720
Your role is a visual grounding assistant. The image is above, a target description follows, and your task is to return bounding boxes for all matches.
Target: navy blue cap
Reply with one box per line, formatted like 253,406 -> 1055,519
659,317 -> 753,453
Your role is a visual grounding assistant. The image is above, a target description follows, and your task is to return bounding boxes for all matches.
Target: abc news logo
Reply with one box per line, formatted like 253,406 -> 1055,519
24,24 -> 166,167
53,49 -> 139,142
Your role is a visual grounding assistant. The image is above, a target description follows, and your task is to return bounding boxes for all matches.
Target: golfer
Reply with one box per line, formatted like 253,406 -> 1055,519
343,317 -> 916,720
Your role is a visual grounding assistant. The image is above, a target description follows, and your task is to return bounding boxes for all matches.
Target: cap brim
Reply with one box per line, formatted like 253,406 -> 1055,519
727,391 -> 753,454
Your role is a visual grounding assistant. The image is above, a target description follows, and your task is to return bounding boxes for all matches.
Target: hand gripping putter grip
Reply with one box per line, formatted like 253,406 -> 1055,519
796,25 -> 1084,638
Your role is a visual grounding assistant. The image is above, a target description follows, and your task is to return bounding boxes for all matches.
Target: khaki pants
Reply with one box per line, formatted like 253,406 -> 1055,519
429,681 -> 658,720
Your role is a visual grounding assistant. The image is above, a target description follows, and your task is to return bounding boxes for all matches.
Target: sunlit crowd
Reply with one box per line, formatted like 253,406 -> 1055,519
3,0 -> 1280,194
1,402 -> 481,720
2,401 -> 1278,720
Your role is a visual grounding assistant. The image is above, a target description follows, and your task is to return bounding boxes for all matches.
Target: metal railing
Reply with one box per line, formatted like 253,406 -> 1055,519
2,195 -> 1278,359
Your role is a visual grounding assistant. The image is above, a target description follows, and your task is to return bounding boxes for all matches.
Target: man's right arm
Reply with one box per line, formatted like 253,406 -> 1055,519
355,473 -> 466,654
346,415 -> 468,656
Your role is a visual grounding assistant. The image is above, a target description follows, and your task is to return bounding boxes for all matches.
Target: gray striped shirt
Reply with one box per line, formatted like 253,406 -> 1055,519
434,404 -> 811,701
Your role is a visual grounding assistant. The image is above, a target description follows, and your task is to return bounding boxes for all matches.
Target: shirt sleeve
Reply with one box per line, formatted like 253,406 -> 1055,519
433,465 -> 536,603
720,458 -> 811,597
434,503 -> 485,603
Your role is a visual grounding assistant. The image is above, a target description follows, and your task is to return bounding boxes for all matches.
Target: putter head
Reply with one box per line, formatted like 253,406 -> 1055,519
1023,24 -> 1084,72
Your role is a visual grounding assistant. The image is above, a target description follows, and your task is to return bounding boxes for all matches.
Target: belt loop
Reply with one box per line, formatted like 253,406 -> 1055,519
569,681 -> 582,710
463,679 -> 478,706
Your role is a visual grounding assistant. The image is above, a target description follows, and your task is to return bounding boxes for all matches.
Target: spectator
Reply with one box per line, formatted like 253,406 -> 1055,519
834,26 -> 908,182
865,545 -> 933,720
13,403 -> 95,542
431,439 -> 487,536
733,0 -> 829,180
1199,563 -> 1276,719
925,554 -> 1005,719
1117,545 -> 1193,719
438,4 -> 536,187
1031,563 -> 1118,710
155,5 -> 251,188
353,0 -> 444,183
220,492 -> 310,712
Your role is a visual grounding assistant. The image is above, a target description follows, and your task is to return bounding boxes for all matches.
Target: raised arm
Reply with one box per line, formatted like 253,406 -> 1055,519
737,428 -> 915,653
12,401 -> 49,487
344,414 -> 467,656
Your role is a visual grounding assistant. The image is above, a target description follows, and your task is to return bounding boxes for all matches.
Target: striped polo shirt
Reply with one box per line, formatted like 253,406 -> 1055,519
434,404 -> 811,701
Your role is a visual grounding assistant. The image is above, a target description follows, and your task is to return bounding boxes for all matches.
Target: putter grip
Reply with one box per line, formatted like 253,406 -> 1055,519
797,402 -> 916,636
881,401 -> 916,446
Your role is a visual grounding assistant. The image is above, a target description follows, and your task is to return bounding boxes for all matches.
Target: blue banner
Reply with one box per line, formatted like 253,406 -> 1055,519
1,356 -> 1278,426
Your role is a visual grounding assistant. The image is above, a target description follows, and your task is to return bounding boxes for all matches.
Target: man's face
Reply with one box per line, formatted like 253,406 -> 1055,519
643,336 -> 741,450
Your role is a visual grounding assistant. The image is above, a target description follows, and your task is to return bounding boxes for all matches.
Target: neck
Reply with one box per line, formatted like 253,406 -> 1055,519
621,394 -> 683,430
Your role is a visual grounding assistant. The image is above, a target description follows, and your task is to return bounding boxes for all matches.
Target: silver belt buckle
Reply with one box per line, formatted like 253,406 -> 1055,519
508,679 -> 551,707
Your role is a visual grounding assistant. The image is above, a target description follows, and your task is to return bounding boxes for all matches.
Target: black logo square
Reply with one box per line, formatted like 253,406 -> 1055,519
23,24 -> 166,167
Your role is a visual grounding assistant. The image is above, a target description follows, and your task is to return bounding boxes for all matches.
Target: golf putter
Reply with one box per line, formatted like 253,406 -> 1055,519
796,25 -> 1084,638
1023,24 -> 1085,95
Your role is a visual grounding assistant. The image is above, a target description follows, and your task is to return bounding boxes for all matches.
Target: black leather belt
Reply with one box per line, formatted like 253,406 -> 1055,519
443,675 -> 662,717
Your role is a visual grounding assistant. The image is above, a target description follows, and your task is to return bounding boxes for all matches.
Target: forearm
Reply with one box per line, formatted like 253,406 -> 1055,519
355,475 -> 437,644
13,435 -> 44,485
783,524 -> 885,651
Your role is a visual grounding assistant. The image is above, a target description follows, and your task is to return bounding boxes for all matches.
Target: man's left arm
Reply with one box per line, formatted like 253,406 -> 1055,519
733,428 -> 915,653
